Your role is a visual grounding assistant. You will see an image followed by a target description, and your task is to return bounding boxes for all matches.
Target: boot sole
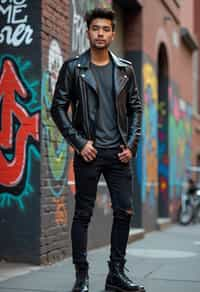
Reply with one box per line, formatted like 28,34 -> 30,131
105,284 -> 146,292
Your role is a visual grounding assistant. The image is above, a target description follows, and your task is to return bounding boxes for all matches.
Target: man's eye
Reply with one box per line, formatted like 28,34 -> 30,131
91,26 -> 111,32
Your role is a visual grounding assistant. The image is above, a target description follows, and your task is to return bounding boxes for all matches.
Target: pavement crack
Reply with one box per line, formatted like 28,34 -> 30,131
144,263 -> 164,279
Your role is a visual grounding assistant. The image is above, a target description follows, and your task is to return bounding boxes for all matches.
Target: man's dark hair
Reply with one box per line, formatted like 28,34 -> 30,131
85,8 -> 116,31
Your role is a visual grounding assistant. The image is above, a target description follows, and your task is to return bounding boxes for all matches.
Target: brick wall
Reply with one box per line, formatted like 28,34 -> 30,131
40,0 -> 71,264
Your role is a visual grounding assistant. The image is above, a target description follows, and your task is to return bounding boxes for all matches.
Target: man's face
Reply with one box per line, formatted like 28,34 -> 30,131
87,18 -> 115,49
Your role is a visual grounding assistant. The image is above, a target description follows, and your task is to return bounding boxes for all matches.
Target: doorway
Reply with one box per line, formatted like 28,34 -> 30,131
158,44 -> 169,218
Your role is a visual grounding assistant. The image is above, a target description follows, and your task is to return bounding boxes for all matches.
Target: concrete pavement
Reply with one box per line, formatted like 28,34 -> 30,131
0,224 -> 200,292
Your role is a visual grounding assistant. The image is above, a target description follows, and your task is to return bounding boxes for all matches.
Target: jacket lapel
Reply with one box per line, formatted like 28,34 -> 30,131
114,66 -> 129,98
81,68 -> 98,94
110,51 -> 129,98
77,49 -> 129,97
77,50 -> 98,94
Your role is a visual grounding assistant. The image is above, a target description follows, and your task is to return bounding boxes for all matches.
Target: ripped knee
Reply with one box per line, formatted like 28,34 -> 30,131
125,208 -> 134,215
113,208 -> 133,221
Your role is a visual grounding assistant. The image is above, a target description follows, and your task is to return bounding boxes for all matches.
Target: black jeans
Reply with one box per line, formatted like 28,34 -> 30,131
71,147 -> 134,268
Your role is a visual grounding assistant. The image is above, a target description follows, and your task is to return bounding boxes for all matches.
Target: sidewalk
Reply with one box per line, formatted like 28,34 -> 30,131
0,224 -> 200,292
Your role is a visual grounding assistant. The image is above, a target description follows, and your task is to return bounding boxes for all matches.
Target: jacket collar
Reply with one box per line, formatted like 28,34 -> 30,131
77,49 -> 128,69
77,49 -> 129,97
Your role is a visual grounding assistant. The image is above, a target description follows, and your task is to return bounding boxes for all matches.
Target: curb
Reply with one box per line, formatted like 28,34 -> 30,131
128,228 -> 145,243
156,217 -> 172,231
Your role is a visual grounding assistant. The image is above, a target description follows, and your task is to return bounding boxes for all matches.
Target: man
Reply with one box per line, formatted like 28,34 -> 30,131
51,7 -> 145,292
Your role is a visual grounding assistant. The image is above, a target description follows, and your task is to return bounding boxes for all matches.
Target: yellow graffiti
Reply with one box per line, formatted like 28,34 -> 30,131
143,63 -> 158,102
143,63 -> 158,198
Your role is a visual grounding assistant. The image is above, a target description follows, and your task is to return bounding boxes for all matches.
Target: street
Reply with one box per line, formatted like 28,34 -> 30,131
0,223 -> 200,292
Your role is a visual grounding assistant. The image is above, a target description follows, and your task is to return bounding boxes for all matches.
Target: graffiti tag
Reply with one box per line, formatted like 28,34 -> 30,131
71,0 -> 89,54
0,0 -> 33,47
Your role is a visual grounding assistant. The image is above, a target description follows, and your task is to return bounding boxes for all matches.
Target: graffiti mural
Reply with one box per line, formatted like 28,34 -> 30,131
71,0 -> 112,55
142,63 -> 158,206
0,56 -> 40,209
42,39 -> 67,197
0,0 -> 34,47
0,0 -> 42,263
142,58 -> 192,222
169,85 -> 192,202
42,39 -> 68,224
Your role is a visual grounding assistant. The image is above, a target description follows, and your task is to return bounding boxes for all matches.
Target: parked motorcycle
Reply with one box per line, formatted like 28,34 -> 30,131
178,166 -> 200,225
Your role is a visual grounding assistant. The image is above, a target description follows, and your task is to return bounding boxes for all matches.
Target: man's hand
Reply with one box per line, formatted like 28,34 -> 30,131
118,145 -> 132,163
80,140 -> 97,162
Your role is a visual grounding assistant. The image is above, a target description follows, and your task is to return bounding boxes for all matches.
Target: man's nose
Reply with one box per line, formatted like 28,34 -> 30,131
97,28 -> 104,35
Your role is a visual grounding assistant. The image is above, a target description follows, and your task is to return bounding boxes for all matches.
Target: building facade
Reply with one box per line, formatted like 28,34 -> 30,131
0,0 -> 199,264
193,0 -> 200,170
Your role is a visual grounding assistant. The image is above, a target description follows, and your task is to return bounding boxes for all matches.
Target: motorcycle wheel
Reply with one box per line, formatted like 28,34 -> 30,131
179,204 -> 193,225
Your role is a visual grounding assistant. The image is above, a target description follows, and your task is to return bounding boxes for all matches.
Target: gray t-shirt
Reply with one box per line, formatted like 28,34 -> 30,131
91,61 -> 122,148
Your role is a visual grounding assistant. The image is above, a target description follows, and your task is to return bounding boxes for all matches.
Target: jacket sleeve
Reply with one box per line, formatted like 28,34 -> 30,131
50,62 -> 87,152
126,65 -> 143,155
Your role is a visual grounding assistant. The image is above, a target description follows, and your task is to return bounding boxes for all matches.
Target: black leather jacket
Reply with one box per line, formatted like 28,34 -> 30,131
51,49 -> 143,154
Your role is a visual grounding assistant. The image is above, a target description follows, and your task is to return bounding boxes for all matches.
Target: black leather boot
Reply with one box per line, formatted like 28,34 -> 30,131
105,261 -> 145,292
72,265 -> 89,292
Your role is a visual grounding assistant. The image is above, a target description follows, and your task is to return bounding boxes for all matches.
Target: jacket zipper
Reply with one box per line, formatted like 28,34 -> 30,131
80,77 -> 91,139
